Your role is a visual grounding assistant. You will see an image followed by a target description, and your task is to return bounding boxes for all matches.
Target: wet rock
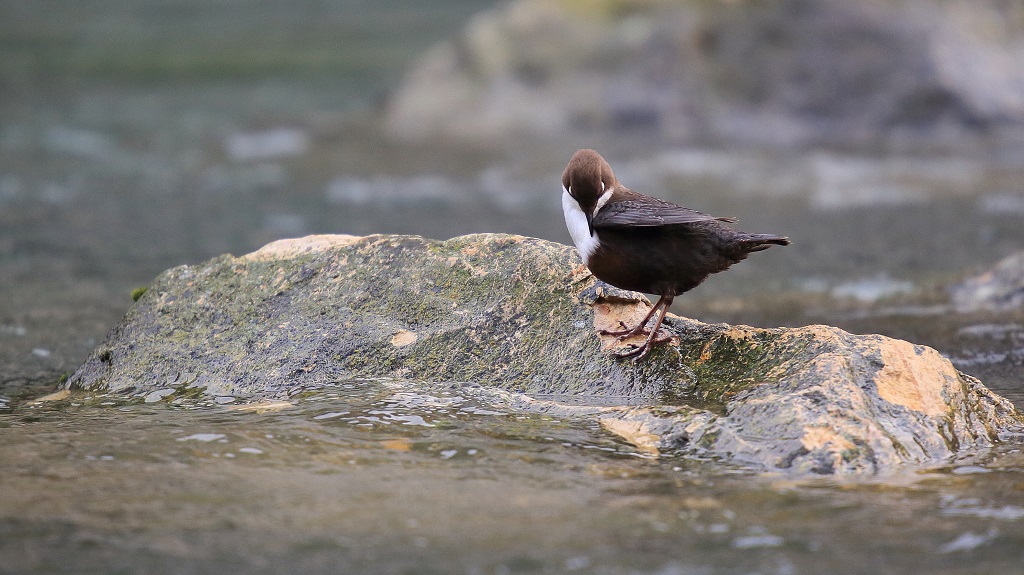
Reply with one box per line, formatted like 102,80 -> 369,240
384,0 -> 1024,150
951,252 -> 1024,312
67,233 -> 1021,474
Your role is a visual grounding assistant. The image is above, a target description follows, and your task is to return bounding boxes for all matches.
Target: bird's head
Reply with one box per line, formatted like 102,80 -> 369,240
562,149 -> 616,236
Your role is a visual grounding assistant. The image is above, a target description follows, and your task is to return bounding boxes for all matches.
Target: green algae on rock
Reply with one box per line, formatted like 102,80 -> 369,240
69,234 -> 677,401
66,233 -> 1022,474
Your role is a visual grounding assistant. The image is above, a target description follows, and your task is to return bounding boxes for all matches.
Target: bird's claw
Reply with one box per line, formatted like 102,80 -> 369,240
612,331 -> 673,361
599,321 -> 649,340
614,343 -> 649,361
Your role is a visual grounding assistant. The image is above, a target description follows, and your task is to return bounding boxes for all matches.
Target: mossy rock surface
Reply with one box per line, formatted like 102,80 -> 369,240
67,233 -> 1022,474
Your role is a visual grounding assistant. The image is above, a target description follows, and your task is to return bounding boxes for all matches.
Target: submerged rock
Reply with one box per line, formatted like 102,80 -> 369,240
950,251 -> 1024,312
67,234 -> 1021,474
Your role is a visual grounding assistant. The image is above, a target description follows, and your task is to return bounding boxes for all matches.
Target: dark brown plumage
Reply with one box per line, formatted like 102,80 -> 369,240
561,149 -> 790,359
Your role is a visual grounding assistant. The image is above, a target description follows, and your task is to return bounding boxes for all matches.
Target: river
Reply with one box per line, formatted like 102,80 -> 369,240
2,1 -> 1024,573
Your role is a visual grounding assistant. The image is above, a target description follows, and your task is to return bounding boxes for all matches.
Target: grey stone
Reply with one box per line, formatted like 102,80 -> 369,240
951,251 -> 1024,312
67,233 -> 1022,474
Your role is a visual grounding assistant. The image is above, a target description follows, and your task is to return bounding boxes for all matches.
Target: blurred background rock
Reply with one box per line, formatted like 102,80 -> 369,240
3,0 -> 1024,398
386,0 -> 1024,153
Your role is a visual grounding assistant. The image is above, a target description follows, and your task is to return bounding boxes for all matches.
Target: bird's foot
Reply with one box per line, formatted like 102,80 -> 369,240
599,321 -> 650,340
613,331 -> 673,361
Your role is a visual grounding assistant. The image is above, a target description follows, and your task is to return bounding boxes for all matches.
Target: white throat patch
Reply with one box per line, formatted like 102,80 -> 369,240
562,187 -> 600,263
595,186 -> 613,213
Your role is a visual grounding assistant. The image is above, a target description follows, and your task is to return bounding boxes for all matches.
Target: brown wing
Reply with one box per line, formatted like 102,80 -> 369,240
593,197 -> 735,228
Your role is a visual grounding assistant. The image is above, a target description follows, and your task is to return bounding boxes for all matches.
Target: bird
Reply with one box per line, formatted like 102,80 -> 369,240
561,149 -> 790,360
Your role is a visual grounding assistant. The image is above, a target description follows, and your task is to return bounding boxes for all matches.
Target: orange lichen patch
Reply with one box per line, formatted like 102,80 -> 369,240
379,438 -> 412,451
241,234 -> 363,261
697,340 -> 714,363
390,330 -> 418,347
875,340 -> 951,417
599,416 -> 661,456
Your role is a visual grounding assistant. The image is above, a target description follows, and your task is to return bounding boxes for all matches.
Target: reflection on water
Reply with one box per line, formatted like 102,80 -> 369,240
2,380 -> 1024,574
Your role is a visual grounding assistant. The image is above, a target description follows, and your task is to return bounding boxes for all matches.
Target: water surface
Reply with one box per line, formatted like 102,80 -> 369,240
3,380 -> 1024,574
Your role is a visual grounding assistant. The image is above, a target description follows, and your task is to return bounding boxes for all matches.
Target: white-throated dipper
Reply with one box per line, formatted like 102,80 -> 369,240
562,149 -> 790,360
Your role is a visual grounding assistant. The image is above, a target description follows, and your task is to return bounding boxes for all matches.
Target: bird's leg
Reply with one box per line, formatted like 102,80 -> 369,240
599,295 -> 667,339
615,296 -> 675,361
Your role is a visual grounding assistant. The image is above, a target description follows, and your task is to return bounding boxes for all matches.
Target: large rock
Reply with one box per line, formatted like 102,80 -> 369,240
384,0 -> 1024,150
67,234 -> 1021,474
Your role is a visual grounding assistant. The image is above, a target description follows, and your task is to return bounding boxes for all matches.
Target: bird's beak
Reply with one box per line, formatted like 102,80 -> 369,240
586,212 -> 594,237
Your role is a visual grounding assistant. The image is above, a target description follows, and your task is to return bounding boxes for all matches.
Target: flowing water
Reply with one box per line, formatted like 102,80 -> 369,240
3,380 -> 1024,575
3,2 -> 1024,573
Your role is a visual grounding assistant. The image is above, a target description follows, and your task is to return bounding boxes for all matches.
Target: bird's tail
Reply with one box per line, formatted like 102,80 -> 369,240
737,233 -> 791,253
